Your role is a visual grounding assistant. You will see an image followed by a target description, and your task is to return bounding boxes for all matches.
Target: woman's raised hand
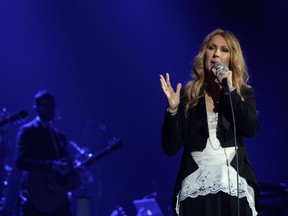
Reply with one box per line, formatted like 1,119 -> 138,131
159,73 -> 182,111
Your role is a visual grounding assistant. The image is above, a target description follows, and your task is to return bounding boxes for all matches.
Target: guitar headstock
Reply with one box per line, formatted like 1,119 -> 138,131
107,137 -> 123,151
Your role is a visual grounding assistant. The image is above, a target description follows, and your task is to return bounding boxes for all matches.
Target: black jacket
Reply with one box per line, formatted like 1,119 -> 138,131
16,117 -> 68,171
161,87 -> 259,214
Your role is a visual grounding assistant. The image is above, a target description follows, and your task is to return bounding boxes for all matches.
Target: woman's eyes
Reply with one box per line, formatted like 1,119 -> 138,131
207,45 -> 229,52
208,45 -> 216,50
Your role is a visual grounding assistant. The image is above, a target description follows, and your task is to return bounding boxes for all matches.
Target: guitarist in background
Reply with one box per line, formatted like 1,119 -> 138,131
16,90 -> 75,216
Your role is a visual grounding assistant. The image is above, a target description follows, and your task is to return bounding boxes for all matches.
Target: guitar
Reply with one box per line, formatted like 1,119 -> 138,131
26,137 -> 123,212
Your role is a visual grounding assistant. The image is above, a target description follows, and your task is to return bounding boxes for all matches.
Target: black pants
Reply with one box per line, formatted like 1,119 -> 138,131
179,192 -> 253,216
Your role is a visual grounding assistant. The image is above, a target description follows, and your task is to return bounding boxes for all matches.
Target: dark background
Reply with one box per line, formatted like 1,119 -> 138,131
1,0 -> 287,215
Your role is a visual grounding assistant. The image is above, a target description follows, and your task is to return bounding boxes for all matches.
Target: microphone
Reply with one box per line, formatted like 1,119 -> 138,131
0,110 -> 28,127
213,62 -> 228,88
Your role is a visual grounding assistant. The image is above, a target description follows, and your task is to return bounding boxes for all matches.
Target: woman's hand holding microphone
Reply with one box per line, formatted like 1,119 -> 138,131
211,62 -> 235,92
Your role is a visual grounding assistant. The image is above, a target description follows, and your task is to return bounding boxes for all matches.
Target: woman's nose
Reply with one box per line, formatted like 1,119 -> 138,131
213,49 -> 220,57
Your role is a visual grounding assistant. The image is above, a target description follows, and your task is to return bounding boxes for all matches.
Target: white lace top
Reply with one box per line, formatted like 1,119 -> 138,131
175,112 -> 257,215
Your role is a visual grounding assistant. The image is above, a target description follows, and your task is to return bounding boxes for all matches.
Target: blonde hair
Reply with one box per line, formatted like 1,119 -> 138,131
184,29 -> 250,115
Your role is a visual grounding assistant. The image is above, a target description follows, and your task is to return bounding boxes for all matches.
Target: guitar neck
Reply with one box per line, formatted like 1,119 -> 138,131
76,145 -> 115,168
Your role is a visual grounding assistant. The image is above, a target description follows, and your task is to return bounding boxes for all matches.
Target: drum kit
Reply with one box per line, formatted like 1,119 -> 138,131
0,109 -> 28,215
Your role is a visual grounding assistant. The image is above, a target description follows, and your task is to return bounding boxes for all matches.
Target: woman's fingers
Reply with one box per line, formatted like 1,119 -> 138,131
159,73 -> 181,109
159,74 -> 169,92
160,73 -> 172,92
166,73 -> 171,88
175,83 -> 182,95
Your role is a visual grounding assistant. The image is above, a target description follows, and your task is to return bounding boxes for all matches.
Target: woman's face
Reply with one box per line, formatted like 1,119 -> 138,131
205,34 -> 230,71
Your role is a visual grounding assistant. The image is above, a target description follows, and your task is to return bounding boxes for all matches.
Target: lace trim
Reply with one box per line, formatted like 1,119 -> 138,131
175,166 -> 258,216
207,111 -> 218,124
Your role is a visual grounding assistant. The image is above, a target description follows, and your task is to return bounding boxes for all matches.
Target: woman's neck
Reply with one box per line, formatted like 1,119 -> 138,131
205,81 -> 221,98
205,81 -> 221,113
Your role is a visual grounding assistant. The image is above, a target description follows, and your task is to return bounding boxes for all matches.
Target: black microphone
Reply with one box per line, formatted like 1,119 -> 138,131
0,110 -> 28,127
213,62 -> 228,88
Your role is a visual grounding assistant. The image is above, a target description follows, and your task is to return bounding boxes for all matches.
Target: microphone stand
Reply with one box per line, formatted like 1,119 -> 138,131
225,86 -> 240,216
